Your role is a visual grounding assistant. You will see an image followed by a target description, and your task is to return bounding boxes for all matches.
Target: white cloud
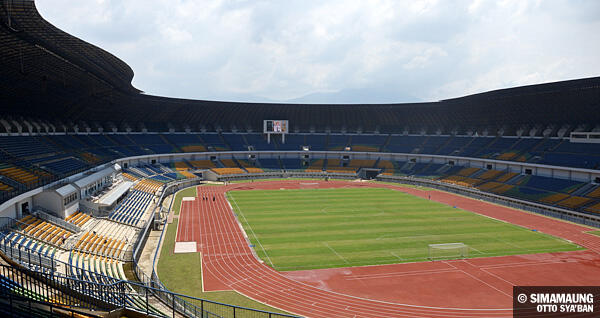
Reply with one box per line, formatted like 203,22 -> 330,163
35,0 -> 600,103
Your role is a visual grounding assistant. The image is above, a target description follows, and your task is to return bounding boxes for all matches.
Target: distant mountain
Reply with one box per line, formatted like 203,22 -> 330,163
284,87 -> 421,104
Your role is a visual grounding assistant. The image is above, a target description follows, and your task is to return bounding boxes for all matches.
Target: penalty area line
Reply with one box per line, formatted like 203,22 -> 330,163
323,242 -> 349,264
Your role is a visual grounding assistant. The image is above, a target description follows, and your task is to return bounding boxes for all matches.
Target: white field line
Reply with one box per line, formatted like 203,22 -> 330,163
390,251 -> 404,261
442,261 -> 512,299
227,192 -> 275,268
323,242 -> 349,264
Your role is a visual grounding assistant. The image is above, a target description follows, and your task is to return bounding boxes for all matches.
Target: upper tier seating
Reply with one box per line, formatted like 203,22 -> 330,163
0,136 -> 59,159
245,133 -> 277,151
163,134 -> 206,152
201,134 -> 229,151
2,133 -> 600,204
386,136 -> 427,153
221,134 -> 248,151
0,164 -> 41,186
350,135 -> 386,152
328,135 -> 350,151
40,157 -> 88,175
305,135 -> 327,151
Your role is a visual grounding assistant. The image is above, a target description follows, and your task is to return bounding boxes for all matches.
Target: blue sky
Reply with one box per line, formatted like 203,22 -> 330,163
36,0 -> 600,103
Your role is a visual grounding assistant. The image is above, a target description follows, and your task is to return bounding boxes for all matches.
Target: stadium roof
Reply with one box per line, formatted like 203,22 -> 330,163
1,0 -> 599,134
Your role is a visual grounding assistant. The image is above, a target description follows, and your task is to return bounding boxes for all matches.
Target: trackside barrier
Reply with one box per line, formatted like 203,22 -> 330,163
377,175 -> 600,229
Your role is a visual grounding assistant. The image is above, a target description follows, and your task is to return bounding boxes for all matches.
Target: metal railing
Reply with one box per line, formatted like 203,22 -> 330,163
32,208 -> 81,233
0,287 -> 104,318
0,264 -> 114,311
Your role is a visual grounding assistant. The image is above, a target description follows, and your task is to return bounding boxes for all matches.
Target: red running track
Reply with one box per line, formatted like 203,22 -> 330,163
175,180 -> 600,318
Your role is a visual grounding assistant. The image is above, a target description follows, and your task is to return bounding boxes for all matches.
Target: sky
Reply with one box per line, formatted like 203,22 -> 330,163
35,0 -> 600,104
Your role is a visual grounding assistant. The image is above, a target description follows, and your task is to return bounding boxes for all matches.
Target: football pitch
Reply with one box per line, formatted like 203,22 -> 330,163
227,187 -> 583,271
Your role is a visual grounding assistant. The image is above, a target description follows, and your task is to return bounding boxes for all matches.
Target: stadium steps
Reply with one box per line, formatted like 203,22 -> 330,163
102,135 -> 124,150
434,136 -> 454,154
74,134 -> 101,147
121,135 -> 137,146
159,134 -> 182,152
413,136 -> 430,154
456,136 -> 477,155
572,183 -> 597,197
194,134 -> 208,148
271,135 -> 281,150
399,161 -> 415,172
379,134 -> 392,152
436,164 -> 455,175
240,134 -> 252,150
473,136 -> 500,157
373,158 -> 382,170
529,137 -> 550,153
181,159 -> 194,169
435,164 -> 454,175
469,169 -> 488,179
580,199 -> 600,211
412,162 -> 429,174
219,133 -> 234,151
506,174 -> 527,185
39,135 -> 67,153
549,138 -> 567,152
231,158 -> 246,171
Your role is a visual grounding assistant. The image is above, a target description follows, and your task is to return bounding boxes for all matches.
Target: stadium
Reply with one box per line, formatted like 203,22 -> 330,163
1,1 -> 600,317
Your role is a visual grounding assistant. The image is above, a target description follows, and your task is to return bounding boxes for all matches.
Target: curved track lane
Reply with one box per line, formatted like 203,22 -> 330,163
177,181 -> 523,317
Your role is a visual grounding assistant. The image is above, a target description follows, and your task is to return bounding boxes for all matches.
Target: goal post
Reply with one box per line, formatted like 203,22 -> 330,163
428,243 -> 469,261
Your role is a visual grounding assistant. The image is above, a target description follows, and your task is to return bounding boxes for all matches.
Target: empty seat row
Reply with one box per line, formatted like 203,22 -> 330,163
65,211 -> 92,227
109,190 -> 153,226
17,215 -> 72,246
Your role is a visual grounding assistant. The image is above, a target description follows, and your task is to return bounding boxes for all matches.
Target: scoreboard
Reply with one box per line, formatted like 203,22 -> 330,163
263,120 -> 289,144
264,120 -> 288,133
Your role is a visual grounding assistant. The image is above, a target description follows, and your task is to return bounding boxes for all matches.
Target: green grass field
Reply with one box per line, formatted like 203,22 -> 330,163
173,187 -> 197,215
227,188 -> 584,271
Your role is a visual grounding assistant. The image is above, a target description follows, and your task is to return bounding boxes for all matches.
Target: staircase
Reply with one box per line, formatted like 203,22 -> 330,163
379,134 -> 392,152
573,184 -> 598,197
159,134 -> 181,152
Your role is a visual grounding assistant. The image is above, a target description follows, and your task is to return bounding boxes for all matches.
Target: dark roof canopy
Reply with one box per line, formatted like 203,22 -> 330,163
1,0 -> 599,134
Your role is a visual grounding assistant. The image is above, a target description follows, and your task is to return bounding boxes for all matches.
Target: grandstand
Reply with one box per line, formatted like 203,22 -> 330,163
0,0 -> 600,317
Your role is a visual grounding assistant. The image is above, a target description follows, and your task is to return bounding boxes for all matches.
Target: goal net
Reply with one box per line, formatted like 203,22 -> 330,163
428,243 -> 469,260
